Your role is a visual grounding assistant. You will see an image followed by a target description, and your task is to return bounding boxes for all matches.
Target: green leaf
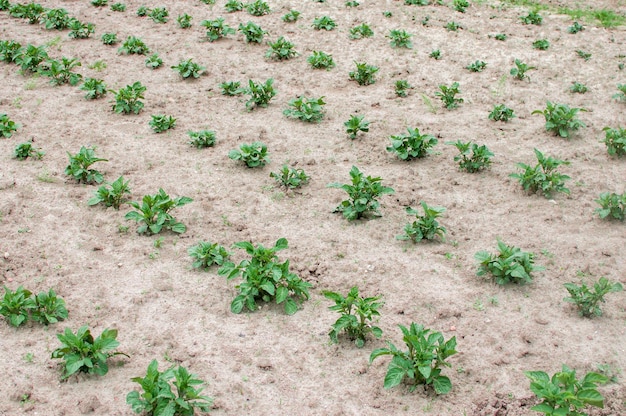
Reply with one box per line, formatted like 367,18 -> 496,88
577,388 -> 605,407
383,363 -> 406,389
283,298 -> 298,315
433,375 -> 452,394
230,295 -> 245,314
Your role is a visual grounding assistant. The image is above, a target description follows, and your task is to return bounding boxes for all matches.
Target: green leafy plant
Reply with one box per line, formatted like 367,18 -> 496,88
91,0 -> 108,5
602,127 -> 626,157
510,148 -> 570,198
136,6 -> 149,16
525,365 -> 608,415
39,57 -> 83,86
327,166 -> 395,220
569,82 -> 588,94
564,277 -> 623,318
0,40 -> 22,63
144,54 -> 163,69
382,10 -> 392,17
520,11 -> 542,25
510,59 -> 536,81
81,78 -> 107,99
14,141 -> 44,160
349,61 -> 379,86
148,7 -> 168,23
576,49 -> 592,61
568,21 -> 584,33
0,113 -> 19,138
349,23 -> 374,39
125,189 -> 192,235
31,289 -> 68,325
188,130 -> 216,148
613,84 -> 626,103
0,286 -> 35,327
10,3 -> 45,23
42,8 -> 70,30
488,104 -> 515,122
88,176 -> 131,209
307,51 -> 335,70
111,81 -> 146,114
312,16 -> 336,30
532,39 -> 550,50
283,96 -> 325,123
229,142 -> 269,167
346,0 -> 360,7
494,33 -> 507,41
218,238 -> 311,315
67,19 -> 95,39
244,79 -> 276,110
111,3 -> 126,12
265,37 -> 297,60
436,82 -> 463,109
405,0 -> 429,4
171,59 -> 205,79
14,44 -> 49,72
446,21 -> 461,31
281,10 -> 300,22
394,80 -> 412,97
220,81 -> 244,96
344,114 -> 370,139
397,202 -> 446,243
270,165 -> 310,189
127,359 -> 213,415
225,0 -> 244,12
177,13 -> 192,28
118,36 -> 149,55
101,33 -> 118,45
238,21 -> 266,43
429,49 -> 441,59
386,127 -> 438,160
453,0 -> 469,12
51,326 -> 128,379
149,115 -> 176,133
388,29 -> 413,48
475,240 -> 543,285
201,18 -> 236,42
532,101 -> 586,138
65,146 -> 108,184
465,60 -> 487,72
246,0 -> 270,16
188,241 -> 231,270
322,286 -> 383,348
370,323 -> 457,394
446,140 -> 493,172
594,191 -> 626,221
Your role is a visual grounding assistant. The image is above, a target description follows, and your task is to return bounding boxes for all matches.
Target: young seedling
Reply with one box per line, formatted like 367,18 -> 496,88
201,18 -> 235,42
118,36 -> 149,55
386,127 -> 438,160
238,21 -> 266,43
42,8 -> 70,30
446,21 -> 461,31
465,60 -> 487,72
88,176 -> 131,209
0,113 -> 19,138
283,96 -> 326,123
322,286 -> 383,348
229,142 -> 269,167
307,51 -> 335,70
281,10 -> 300,22
525,365 -> 608,414
475,240 -> 543,285
520,11 -> 542,25
51,326 -> 128,379
65,146 -> 108,184
125,189 -> 193,235
127,360 -> 213,415
569,82 -> 588,94
397,202 -> 446,242
218,238 -> 311,315
270,165 -> 310,189
14,141 -> 44,160
488,104 -> 515,122
349,23 -> 374,39
177,13 -> 192,28
568,21 -> 584,33
602,127 -> 626,157
576,50 -> 592,61
0,286 -> 35,327
244,79 -> 276,110
265,37 -> 297,60
388,29 -> 412,48
136,6 -> 149,16
494,33 -> 507,41
246,0 -> 270,16
144,54 -> 163,69
613,84 -> 626,103
327,166 -> 395,220
91,0 -> 107,5
312,16 -> 336,30
225,0 -> 244,12
67,19 -> 95,39
171,59 -> 205,79
446,140 -> 494,172
344,115 -> 370,139
349,62 -> 379,86
111,81 -> 146,114
510,59 -> 536,81
111,3 -> 126,12
564,277 -> 623,317
436,82 -> 463,109
394,80 -> 412,97
429,49 -> 441,59
101,33 -> 118,45
148,7 -> 168,23
453,0 -> 469,12
532,39 -> 550,50
594,191 -> 626,221
510,148 -> 570,198
31,289 -> 68,325
220,81 -> 244,96
39,57 -> 83,86
370,323 -> 457,394
532,101 -> 586,138
188,241 -> 231,270
188,130 -> 217,148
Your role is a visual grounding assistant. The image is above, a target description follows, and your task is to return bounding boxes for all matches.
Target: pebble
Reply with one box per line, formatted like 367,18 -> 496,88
3,252 -> 8,259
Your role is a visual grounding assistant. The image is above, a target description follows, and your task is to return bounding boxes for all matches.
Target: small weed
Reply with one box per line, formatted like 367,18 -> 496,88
532,101 -> 586,138
270,165 -> 310,189
283,96 -> 325,123
229,142 -> 270,167
188,130 -> 216,148
387,127 -> 438,160
564,277 -> 623,317
436,82 -> 463,109
602,127 -> 626,157
88,176 -> 131,209
475,240 -> 543,285
65,146 -> 108,184
344,114 -> 370,139
397,202 -> 446,242
510,148 -> 571,198
594,191 -> 626,221
446,140 -> 494,172
488,104 -> 515,122
349,62 -> 379,86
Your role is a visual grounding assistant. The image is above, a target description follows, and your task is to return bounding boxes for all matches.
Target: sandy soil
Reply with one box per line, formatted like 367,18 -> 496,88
1,0 -> 625,415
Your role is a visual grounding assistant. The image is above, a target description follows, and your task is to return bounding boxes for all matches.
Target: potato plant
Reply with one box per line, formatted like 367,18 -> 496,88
322,286 -> 383,348
65,146 -> 108,184
594,191 -> 626,221
569,82 -> 588,94
218,238 -> 311,315
386,127 -> 438,160
67,19 -> 95,39
118,36 -> 149,55
465,60 -> 486,72
475,240 -> 543,285
387,29 -> 412,48
488,104 -> 515,122
188,130 -> 216,148
246,0 -> 270,16
244,79 -> 275,110
148,7 -> 168,23
144,54 -> 163,69
436,82 -> 463,109
188,241 -> 231,270
446,140 -> 494,172
520,11 -> 542,25
510,148 -> 571,198
453,0 -> 469,12
270,165 -> 310,189
0,286 -> 34,327
42,8 -> 70,30
312,16 -> 336,31
532,102 -> 586,138
111,3 -> 125,12
397,202 -> 446,242
307,51 -> 335,70
125,189 -> 193,235
0,40 -> 22,62
14,44 -> 49,72
510,59 -> 536,81
177,13 -> 192,28
568,22 -> 584,33
88,176 -> 131,210
31,289 -> 68,325
9,3 -> 44,23
327,166 -> 395,220
220,81 -> 243,96
613,84 -> 626,103
349,62 -> 379,85
111,81 -> 146,114
127,360 -> 213,415
14,141 -> 44,160
39,57 -> 83,86
149,115 -> 177,133
349,23 -> 374,39
101,33 -> 118,45
429,49 -> 441,59
532,39 -> 550,50
394,80 -> 412,97
370,323 -> 457,394
265,37 -> 297,60
81,78 -> 107,99
238,21 -> 266,43
136,6 -> 149,16
229,142 -> 269,167
576,50 -> 592,61
283,96 -> 326,123
281,10 -> 300,22
344,114 -> 370,139
201,18 -> 235,42
171,59 -> 205,79
0,113 -> 19,138
564,277 -> 623,318
225,0 -> 244,12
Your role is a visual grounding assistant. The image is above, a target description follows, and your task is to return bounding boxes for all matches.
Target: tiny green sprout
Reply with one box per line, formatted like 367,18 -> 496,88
613,84 -> 626,103
429,49 -> 441,59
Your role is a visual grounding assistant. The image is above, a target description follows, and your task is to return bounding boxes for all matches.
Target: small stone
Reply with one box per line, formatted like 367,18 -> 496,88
3,252 -> 8,259
450,326 -> 456,331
